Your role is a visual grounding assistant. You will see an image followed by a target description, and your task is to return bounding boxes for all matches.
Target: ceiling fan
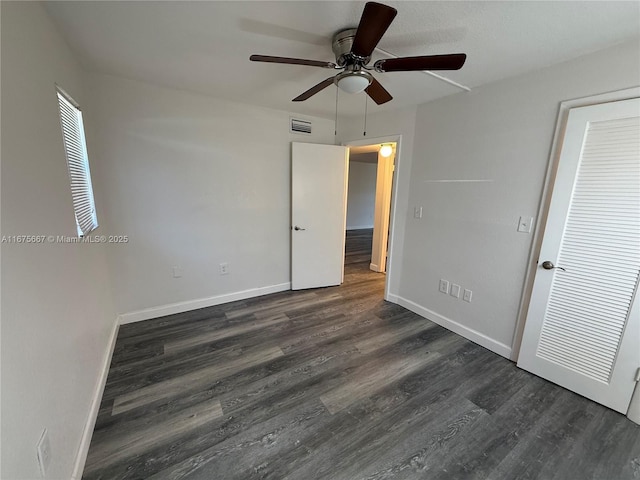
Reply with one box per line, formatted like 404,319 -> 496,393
249,2 -> 467,105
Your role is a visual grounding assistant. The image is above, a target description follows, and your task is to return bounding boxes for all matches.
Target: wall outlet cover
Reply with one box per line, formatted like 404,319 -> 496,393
450,284 -> 461,298
439,279 -> 450,294
219,262 -> 230,275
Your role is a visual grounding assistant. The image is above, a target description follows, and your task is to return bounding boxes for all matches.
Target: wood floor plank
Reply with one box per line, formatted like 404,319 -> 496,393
319,347 -> 443,414
84,399 -> 223,474
111,346 -> 284,415
103,338 -> 284,401
115,305 -> 231,341
83,229 -> 640,480
301,399 -> 487,480
163,313 -> 289,354
420,376 -> 559,480
354,317 -> 437,355
555,407 -> 640,480
485,389 -> 596,480
224,292 -> 319,319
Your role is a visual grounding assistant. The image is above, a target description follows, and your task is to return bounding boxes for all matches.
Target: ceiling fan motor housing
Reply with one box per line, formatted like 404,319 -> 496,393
332,28 -> 371,66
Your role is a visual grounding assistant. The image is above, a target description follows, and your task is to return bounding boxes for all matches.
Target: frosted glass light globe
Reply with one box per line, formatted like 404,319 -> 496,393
337,74 -> 370,94
380,145 -> 393,157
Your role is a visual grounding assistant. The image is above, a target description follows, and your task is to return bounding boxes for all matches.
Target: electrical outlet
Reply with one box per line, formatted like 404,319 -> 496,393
439,279 -> 450,294
172,266 -> 183,278
463,289 -> 473,302
450,284 -> 461,298
219,262 -> 229,275
37,429 -> 51,476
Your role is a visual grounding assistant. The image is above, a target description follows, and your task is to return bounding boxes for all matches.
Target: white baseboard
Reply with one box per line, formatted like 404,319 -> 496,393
369,263 -> 380,272
389,295 -> 512,359
386,293 -> 399,303
71,318 -> 119,480
119,283 -> 292,324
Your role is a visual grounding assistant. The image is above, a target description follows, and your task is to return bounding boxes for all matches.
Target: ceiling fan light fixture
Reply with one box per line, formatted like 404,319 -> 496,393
335,71 -> 372,94
250,2 -> 467,104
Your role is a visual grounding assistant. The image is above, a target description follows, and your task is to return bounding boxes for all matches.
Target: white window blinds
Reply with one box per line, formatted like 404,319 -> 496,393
56,88 -> 98,237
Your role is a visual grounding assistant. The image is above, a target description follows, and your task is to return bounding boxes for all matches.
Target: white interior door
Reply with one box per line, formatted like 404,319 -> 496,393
291,142 -> 349,290
518,98 -> 640,413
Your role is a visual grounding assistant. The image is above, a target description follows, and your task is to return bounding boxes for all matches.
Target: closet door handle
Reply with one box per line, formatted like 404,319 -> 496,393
541,260 -> 566,272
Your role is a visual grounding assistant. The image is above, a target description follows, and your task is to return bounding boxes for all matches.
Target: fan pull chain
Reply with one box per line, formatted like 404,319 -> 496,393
334,86 -> 339,136
363,94 -> 368,136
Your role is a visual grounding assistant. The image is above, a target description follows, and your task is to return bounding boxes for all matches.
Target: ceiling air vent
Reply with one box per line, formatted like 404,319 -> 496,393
290,118 -> 312,135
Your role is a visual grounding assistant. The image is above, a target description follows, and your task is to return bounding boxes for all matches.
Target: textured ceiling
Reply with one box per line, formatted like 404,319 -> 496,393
45,1 -> 640,119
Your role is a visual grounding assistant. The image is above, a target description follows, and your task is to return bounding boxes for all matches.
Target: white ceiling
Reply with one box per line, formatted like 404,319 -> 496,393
45,1 -> 640,119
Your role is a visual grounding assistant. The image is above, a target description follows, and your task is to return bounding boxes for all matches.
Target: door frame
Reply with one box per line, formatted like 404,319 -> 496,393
511,87 -> 640,362
370,146 -> 395,274
343,134 -> 403,302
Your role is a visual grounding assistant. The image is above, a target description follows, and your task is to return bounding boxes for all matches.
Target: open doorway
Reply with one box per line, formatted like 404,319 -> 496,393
345,142 -> 396,280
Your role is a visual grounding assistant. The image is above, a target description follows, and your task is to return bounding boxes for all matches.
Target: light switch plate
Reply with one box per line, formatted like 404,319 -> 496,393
450,284 -> 461,298
463,289 -> 473,302
414,206 -> 423,219
517,216 -> 533,233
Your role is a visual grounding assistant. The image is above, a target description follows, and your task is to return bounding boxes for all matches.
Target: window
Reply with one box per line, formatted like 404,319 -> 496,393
56,87 -> 98,237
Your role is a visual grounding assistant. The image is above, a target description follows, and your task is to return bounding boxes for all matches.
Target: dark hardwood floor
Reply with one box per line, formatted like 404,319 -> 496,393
84,229 -> 640,479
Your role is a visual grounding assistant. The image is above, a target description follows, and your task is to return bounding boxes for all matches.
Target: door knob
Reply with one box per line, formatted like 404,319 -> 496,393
541,260 -> 566,272
294,226 -> 306,231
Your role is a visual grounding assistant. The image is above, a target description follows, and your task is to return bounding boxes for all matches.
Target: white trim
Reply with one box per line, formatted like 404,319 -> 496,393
71,319 -> 119,480
343,134 -> 403,304
393,295 -> 512,359
511,86 -> 640,362
386,293 -> 399,303
346,225 -> 374,230
369,263 -> 381,272
119,283 -> 291,324
628,381 -> 640,425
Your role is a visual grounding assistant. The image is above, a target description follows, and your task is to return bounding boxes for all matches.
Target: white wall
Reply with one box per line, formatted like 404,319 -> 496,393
1,3 -> 116,479
85,73 -> 335,319
396,40 -> 640,357
337,106 -> 418,297
346,158 -> 377,230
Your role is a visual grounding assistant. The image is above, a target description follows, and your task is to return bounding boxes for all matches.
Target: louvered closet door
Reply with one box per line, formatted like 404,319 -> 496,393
518,98 -> 640,414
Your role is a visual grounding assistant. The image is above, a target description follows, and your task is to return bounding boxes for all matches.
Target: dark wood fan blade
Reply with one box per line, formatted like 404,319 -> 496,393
292,77 -> 335,102
250,55 -> 337,69
351,2 -> 397,58
365,77 -> 393,105
375,54 -> 467,72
